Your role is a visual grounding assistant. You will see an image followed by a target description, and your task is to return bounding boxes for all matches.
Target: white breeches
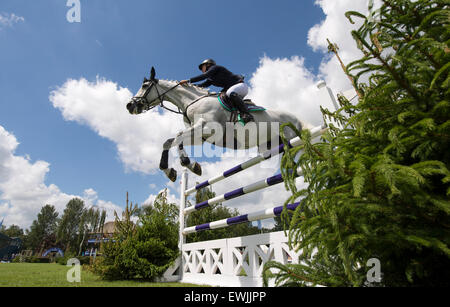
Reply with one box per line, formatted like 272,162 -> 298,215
226,82 -> 248,99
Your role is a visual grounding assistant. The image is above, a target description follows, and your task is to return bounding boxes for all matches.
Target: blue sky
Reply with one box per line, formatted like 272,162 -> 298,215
0,0 -> 367,228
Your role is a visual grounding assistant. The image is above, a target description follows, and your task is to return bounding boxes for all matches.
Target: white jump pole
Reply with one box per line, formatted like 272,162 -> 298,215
179,169 -> 188,280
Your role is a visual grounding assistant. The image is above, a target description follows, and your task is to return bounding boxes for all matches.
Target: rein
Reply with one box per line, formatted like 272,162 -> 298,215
183,93 -> 217,125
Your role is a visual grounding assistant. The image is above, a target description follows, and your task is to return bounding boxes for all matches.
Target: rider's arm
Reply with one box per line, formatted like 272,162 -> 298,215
189,73 -> 207,83
189,73 -> 212,87
180,77 -> 212,87
197,80 -> 213,88
189,65 -> 219,84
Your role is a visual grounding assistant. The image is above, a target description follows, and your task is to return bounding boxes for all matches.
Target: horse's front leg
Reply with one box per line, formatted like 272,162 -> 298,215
159,137 -> 177,182
176,118 -> 209,177
159,119 -> 206,182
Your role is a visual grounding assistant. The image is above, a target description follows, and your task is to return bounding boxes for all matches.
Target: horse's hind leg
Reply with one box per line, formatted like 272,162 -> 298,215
159,138 -> 177,182
177,143 -> 202,176
175,119 -> 208,177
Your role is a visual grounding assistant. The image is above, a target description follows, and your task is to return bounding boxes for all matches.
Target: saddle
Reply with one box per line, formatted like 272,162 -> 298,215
218,92 -> 266,125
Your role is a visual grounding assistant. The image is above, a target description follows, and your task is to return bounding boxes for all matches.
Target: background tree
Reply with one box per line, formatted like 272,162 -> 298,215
77,207 -> 107,256
26,205 -> 59,254
273,213 -> 293,232
264,0 -> 449,287
57,198 -> 85,254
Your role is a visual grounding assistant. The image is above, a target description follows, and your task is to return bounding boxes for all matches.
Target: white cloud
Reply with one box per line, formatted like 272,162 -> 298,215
308,0 -> 382,91
0,126 -> 121,229
248,55 -> 326,127
0,13 -> 24,29
82,188 -> 122,222
50,77 -> 185,174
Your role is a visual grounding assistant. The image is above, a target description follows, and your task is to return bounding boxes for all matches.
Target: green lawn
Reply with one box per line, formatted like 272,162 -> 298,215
0,263 -> 201,287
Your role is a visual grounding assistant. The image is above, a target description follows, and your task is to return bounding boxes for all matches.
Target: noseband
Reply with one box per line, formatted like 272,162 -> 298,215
131,79 -> 182,114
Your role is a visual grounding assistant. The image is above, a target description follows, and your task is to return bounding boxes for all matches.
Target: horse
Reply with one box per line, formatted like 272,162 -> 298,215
126,67 -> 304,182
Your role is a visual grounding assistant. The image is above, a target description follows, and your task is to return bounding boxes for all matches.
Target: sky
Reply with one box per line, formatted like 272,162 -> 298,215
0,0 -> 374,229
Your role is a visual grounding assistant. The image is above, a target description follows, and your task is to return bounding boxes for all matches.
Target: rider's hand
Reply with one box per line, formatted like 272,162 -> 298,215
179,80 -> 189,85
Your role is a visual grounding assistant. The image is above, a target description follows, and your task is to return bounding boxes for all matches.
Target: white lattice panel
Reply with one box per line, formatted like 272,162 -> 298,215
161,231 -> 301,287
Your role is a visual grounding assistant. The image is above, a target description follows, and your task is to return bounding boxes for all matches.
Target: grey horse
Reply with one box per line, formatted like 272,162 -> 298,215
126,67 -> 304,182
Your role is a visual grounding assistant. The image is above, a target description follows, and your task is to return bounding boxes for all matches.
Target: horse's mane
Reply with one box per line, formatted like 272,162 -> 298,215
160,79 -> 213,96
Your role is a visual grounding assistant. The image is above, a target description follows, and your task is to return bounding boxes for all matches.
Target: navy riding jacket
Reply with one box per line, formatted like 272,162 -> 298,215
189,65 -> 244,91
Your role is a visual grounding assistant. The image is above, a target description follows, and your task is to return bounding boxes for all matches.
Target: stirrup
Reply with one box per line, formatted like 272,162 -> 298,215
240,113 -> 254,124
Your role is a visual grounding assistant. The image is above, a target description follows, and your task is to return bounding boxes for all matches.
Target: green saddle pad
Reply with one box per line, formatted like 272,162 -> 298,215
218,96 -> 266,125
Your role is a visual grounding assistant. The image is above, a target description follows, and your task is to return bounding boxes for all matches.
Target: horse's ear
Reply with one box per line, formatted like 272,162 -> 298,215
143,77 -> 149,83
150,67 -> 156,80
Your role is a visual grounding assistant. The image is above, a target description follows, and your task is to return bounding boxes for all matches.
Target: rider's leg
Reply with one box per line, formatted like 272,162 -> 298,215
226,83 -> 254,123
227,82 -> 249,98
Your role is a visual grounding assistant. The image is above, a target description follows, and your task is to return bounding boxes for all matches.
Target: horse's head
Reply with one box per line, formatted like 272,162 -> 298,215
126,67 -> 161,114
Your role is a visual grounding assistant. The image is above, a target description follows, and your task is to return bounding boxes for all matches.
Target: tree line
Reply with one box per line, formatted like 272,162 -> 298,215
1,184 -> 281,281
0,198 -> 106,257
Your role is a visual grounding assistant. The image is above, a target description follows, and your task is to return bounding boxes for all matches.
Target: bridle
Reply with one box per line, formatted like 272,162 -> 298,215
131,78 -> 183,115
128,69 -> 216,124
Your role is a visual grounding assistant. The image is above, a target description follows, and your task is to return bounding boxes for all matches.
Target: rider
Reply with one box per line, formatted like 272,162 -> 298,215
180,59 -> 254,123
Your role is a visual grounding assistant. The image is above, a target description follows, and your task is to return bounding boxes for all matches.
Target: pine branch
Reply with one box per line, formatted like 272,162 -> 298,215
327,38 -> 364,99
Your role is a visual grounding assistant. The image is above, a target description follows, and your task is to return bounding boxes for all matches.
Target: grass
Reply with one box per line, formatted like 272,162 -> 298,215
0,263 -> 202,287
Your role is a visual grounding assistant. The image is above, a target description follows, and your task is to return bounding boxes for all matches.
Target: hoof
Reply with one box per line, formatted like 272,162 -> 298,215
191,162 -> 202,176
167,168 -> 177,182
180,156 -> 191,167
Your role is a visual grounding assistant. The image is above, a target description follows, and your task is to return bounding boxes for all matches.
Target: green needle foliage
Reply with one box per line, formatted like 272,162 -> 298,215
94,190 -> 179,281
264,0 -> 449,287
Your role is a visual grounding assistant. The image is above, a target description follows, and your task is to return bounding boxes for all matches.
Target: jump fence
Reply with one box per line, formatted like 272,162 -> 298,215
160,81 -> 341,287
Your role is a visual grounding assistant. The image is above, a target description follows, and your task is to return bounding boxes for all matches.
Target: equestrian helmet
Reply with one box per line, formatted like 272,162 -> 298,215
198,59 -> 216,70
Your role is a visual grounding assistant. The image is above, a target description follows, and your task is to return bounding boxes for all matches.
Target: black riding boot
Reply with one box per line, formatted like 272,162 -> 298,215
229,93 -> 254,124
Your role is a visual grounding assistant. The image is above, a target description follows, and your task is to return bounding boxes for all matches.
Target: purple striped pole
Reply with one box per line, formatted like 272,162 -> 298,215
184,170 -> 301,215
184,125 -> 327,196
183,203 -> 301,235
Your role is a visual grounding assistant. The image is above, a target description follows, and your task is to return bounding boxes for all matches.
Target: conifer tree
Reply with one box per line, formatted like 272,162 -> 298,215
25,205 -> 58,253
94,190 -> 179,281
264,0 -> 449,287
113,192 -> 138,241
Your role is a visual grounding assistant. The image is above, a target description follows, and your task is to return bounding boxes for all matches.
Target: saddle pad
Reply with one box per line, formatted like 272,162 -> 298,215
218,96 -> 266,112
